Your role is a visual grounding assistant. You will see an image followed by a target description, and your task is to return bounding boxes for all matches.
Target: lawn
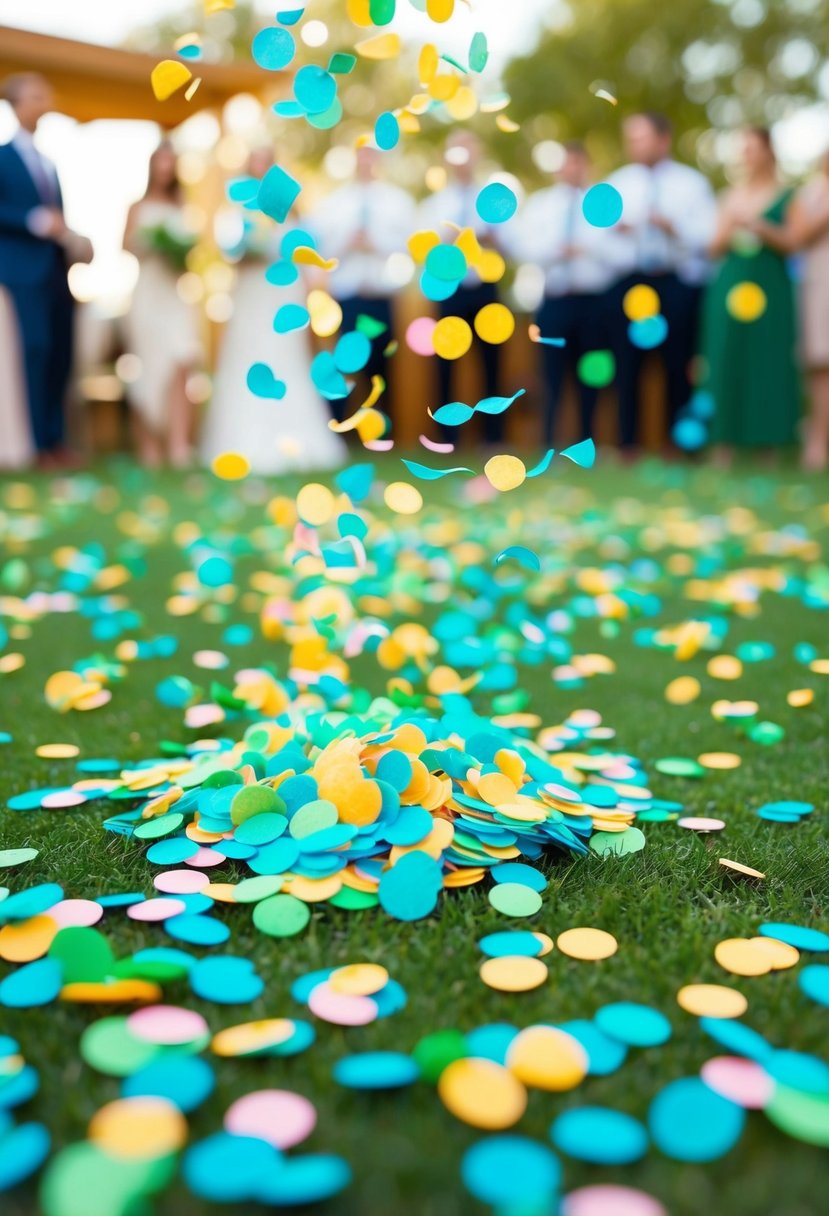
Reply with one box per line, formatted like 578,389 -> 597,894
1,455 -> 828,1216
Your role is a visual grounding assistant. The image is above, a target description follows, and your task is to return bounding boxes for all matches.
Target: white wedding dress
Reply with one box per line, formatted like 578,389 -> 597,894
200,228 -> 345,475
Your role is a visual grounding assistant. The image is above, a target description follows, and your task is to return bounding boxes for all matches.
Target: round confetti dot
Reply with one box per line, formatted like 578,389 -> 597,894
677,983 -> 748,1019
648,1076 -> 745,1161
665,676 -> 700,705
384,482 -> 423,515
577,349 -> 615,387
726,281 -> 766,322
333,1051 -> 419,1089
562,1184 -> 667,1216
296,482 -> 335,526
478,930 -> 545,958
225,1089 -> 316,1149
153,870 -> 210,895
211,451 -> 250,480
461,1135 -> 561,1209
252,893 -> 310,937
714,938 -> 772,977
127,1005 -> 208,1046
0,1121 -> 50,1190
474,303 -> 515,344
127,898 -> 186,923
122,1055 -> 215,1113
800,964 -> 829,1006
438,1058 -> 527,1129
556,927 -> 618,961
595,1002 -> 672,1048
0,915 -> 57,963
307,983 -> 378,1026
700,1056 -> 773,1108
582,182 -> 623,227
378,850 -> 443,921
480,955 -> 548,992
183,1131 -> 278,1202
211,1018 -> 295,1057
483,455 -> 527,493
765,1084 -> 829,1146
551,1106 -> 648,1165
256,1153 -> 351,1206
329,963 -> 389,996
677,816 -> 725,832
35,743 -> 80,759
623,283 -> 660,321
432,315 -> 473,360
476,182 -> 517,224
88,1095 -> 187,1160
698,1016 -> 771,1062
507,1026 -> 588,1091
47,899 -> 103,928
488,882 -> 542,917
759,922 -> 829,952
406,315 -> 437,355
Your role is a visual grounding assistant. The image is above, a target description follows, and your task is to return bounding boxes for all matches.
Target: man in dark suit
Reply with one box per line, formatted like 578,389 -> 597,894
0,74 -> 89,467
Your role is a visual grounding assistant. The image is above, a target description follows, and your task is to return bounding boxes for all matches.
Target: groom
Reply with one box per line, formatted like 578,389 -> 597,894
0,73 -> 90,467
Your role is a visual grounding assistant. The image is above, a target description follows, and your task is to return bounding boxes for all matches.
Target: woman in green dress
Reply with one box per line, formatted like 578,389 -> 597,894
700,127 -> 800,462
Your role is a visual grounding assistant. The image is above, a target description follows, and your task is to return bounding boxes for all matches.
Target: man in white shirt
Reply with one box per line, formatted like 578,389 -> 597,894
419,132 -> 505,443
515,142 -> 615,444
309,144 -> 416,422
0,74 -> 90,467
606,112 -> 716,451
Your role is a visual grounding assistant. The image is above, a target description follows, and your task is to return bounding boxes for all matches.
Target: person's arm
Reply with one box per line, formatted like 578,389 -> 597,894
666,169 -> 718,257
707,191 -> 737,258
122,203 -> 143,255
753,191 -> 829,254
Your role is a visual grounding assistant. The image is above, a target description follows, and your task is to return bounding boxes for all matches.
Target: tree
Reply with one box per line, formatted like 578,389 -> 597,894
502,0 -> 829,179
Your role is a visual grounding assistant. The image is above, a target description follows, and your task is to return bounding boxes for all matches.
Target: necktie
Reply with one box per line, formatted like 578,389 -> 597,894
28,149 -> 57,206
560,188 -> 580,294
639,167 -> 665,272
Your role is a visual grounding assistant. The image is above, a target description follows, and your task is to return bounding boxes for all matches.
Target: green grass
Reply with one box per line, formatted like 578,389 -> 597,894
1,455 -> 829,1216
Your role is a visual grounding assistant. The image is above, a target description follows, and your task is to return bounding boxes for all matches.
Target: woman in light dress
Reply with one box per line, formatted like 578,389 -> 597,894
0,287 -> 34,469
123,141 -> 203,467
200,147 -> 344,475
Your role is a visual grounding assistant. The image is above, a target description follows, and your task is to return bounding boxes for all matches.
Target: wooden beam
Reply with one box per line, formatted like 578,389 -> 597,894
0,25 -> 278,125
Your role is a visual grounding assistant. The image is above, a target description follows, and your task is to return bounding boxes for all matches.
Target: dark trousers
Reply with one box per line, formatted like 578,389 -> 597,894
5,265 -> 73,453
437,281 -> 502,444
337,294 -> 393,423
536,292 -> 607,446
609,272 -> 701,449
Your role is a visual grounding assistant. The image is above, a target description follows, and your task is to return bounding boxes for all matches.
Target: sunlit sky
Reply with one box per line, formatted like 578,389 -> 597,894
0,1 -> 556,308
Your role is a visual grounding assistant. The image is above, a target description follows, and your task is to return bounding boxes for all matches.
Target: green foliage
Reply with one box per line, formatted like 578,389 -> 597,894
503,0 -> 829,176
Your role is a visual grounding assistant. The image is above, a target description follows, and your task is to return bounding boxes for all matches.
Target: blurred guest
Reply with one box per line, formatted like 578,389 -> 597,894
0,286 -> 33,468
700,127 -> 799,463
0,73 -> 91,469
309,144 -> 415,421
513,141 -> 614,444
607,112 -> 716,451
201,147 -> 345,474
758,149 -> 829,471
420,131 -> 505,442
123,141 -> 203,468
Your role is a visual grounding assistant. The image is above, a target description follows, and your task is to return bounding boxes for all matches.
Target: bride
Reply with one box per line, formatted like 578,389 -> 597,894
200,147 -> 345,475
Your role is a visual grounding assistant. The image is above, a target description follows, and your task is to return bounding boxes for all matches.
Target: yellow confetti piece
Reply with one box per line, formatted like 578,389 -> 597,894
445,86 -> 479,121
211,452 -> 250,481
346,0 -> 372,25
61,980 -> 162,1004
150,60 -> 193,102
676,983 -> 748,1018
384,482 -> 423,515
355,33 -> 402,60
0,652 -> 25,673
556,927 -> 618,961
477,249 -> 507,283
665,676 -> 701,705
698,752 -> 741,770
432,315 -> 472,360
507,1026 -> 588,1090
35,743 -> 80,760
727,281 -> 767,322
474,302 -> 515,345
212,1019 -> 295,1057
479,955 -> 548,992
419,43 -> 439,84
292,246 -> 338,272
707,654 -> 743,680
0,915 -> 58,962
718,858 -> 766,881
749,936 -> 799,970
89,1097 -> 187,1160
714,938 -> 773,977
484,454 -> 526,493
408,229 -> 441,263
427,0 -> 455,22
429,74 -> 461,103
296,483 -> 336,527
809,658 -> 829,674
329,963 -> 389,996
787,688 -> 814,707
438,1058 -> 527,1129
307,289 -> 343,338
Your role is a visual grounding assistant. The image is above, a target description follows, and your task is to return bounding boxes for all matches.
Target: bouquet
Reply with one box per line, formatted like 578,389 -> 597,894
140,220 -> 198,272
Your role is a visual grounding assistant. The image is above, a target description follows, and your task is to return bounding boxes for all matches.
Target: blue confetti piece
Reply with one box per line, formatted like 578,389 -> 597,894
247,362 -> 287,399
629,314 -> 668,349
431,401 -> 475,426
274,303 -> 310,333
559,438 -> 596,468
557,1020 -> 628,1076
759,922 -> 829,952
277,8 -> 305,26
525,448 -> 556,478
465,1022 -> 519,1063
595,1002 -> 672,1048
122,1055 -> 215,1113
333,1051 -> 419,1089
475,389 -> 525,416
0,1122 -> 50,1191
469,31 -> 488,73
294,64 -> 337,115
226,176 -> 259,204
258,164 -> 302,223
190,956 -> 264,1005
800,965 -> 829,1007
461,1135 -> 560,1209
673,414 -> 707,451
184,1132 -> 279,1202
255,1154 -> 351,1205
165,914 -> 230,947
378,850 -> 443,921
265,260 -> 299,287
400,459 -> 473,481
649,1077 -> 745,1161
375,111 -> 400,151
336,462 -> 374,502
476,182 -> 518,224
479,931 -> 545,958
494,546 -> 540,572
420,269 -> 458,302
252,27 -> 295,71
334,331 -> 372,374
582,181 -> 623,227
551,1106 -> 648,1165
0,958 -> 63,1008
310,351 -> 350,400
426,244 -> 467,282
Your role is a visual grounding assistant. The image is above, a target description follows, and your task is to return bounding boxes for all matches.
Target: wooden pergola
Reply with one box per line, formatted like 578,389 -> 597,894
0,24 -> 270,125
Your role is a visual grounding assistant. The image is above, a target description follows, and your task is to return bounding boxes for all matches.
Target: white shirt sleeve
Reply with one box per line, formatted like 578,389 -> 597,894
667,167 -> 717,257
